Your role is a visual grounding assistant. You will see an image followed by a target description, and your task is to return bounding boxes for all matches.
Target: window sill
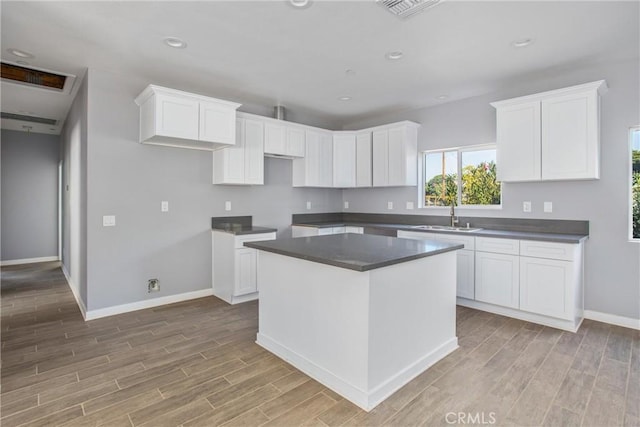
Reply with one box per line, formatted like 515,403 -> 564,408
419,205 -> 503,210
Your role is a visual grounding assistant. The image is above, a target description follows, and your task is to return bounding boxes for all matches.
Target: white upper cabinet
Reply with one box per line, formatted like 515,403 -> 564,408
355,132 -> 372,187
213,116 -> 264,185
293,130 -> 333,187
491,80 -> 607,182
135,85 -> 241,151
371,122 -> 419,187
263,121 -> 305,158
333,132 -> 357,188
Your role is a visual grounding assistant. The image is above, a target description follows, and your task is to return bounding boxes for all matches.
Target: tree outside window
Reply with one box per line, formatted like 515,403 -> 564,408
424,146 -> 501,207
632,128 -> 640,239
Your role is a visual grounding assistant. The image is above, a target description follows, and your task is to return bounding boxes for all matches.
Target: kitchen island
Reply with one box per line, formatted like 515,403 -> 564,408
244,233 -> 462,411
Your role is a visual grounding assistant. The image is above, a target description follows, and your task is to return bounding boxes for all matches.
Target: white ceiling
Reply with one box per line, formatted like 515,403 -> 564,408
1,0 -> 638,134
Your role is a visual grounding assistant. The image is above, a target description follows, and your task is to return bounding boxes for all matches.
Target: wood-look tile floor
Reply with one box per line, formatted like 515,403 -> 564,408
1,262 -> 638,427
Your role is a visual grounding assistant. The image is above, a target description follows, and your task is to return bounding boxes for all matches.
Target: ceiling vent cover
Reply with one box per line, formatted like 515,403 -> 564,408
0,61 -> 76,94
1,112 -> 57,126
377,0 -> 441,19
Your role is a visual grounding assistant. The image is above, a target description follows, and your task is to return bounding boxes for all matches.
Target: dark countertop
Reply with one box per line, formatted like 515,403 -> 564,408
244,233 -> 463,272
212,224 -> 277,235
292,222 -> 588,244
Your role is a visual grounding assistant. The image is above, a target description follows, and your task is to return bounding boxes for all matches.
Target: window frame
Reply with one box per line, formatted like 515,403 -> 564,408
629,126 -> 640,242
419,143 -> 502,210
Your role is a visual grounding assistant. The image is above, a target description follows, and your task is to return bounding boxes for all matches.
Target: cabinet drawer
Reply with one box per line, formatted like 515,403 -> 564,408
424,232 -> 475,250
345,226 -> 364,234
235,232 -> 276,249
519,240 -> 578,261
476,237 -> 519,255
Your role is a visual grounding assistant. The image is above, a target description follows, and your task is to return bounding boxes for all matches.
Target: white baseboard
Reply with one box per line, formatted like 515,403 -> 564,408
1,256 -> 59,266
84,288 -> 214,321
61,264 -> 87,320
257,332 -> 458,412
584,310 -> 640,330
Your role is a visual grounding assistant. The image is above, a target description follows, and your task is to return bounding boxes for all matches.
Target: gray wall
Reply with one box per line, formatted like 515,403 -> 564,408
84,68 -> 342,311
1,129 -> 59,261
342,58 -> 640,320
60,72 -> 89,308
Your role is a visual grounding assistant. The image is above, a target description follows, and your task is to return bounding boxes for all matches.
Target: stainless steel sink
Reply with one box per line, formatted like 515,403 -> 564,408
411,225 -> 482,233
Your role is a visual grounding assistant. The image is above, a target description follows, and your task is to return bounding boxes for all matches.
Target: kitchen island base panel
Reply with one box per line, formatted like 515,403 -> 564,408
255,250 -> 458,412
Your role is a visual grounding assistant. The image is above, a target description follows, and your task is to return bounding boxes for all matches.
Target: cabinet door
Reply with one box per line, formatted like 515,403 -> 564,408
387,127 -> 406,186
542,91 -> 599,180
520,257 -> 573,320
475,251 -> 519,308
333,134 -> 356,187
155,93 -> 199,140
303,131 -> 321,185
356,132 -> 372,187
244,118 -> 264,185
264,123 -> 286,155
495,102 -> 541,182
235,248 -> 257,296
287,127 -> 306,158
457,249 -> 475,300
319,132 -> 334,187
199,101 -> 236,145
372,130 -> 389,186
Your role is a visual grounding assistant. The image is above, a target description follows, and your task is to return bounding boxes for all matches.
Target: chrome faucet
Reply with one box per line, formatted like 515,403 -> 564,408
450,200 -> 458,227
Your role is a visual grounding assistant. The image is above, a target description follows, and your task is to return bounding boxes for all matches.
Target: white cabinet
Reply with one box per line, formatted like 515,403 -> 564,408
372,122 -> 419,187
356,132 -> 372,187
135,85 -> 241,151
212,231 -> 276,304
519,240 -> 582,321
213,117 -> 264,185
291,225 -> 363,238
264,121 -> 305,158
333,132 -> 357,188
475,251 -> 520,309
491,80 -> 607,182
293,130 -> 333,187
397,230 -> 473,299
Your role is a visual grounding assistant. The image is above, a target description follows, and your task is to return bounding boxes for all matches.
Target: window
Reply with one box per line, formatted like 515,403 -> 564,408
423,145 -> 501,208
631,127 -> 640,240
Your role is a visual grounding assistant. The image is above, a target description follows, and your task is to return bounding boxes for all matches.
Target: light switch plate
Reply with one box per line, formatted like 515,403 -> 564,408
344,201 -> 349,209
161,201 -> 169,212
224,201 -> 231,211
544,201 -> 553,213
387,201 -> 394,210
306,201 -> 311,210
523,201 -> 532,213
103,215 -> 116,227
406,201 -> 414,210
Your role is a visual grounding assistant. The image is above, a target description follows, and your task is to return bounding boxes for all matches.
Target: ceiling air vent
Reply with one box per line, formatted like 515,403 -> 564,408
1,112 -> 57,126
0,61 -> 76,94
377,0 -> 441,19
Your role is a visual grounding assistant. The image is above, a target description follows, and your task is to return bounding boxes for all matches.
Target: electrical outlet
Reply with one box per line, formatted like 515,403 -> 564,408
148,279 -> 160,293
306,201 -> 312,210
406,201 -> 414,210
344,201 -> 349,209
161,201 -> 169,212
387,201 -> 394,210
224,201 -> 231,211
103,215 -> 116,227
523,201 -> 532,213
544,201 -> 553,213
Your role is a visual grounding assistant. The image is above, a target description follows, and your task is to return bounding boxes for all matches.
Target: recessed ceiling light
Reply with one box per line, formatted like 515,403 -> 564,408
163,37 -> 187,49
338,96 -> 352,101
345,69 -> 356,76
436,95 -> 448,100
385,51 -> 404,60
7,48 -> 34,59
289,0 -> 312,8
511,38 -> 534,48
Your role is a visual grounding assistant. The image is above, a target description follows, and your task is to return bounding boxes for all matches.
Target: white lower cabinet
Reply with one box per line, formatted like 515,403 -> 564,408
212,231 -> 276,304
519,257 -> 574,320
475,251 -> 519,309
397,230 -> 473,299
291,225 -> 363,238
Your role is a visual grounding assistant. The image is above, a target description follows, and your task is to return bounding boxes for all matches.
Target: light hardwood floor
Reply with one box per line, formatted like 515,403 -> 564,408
1,261 -> 638,426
